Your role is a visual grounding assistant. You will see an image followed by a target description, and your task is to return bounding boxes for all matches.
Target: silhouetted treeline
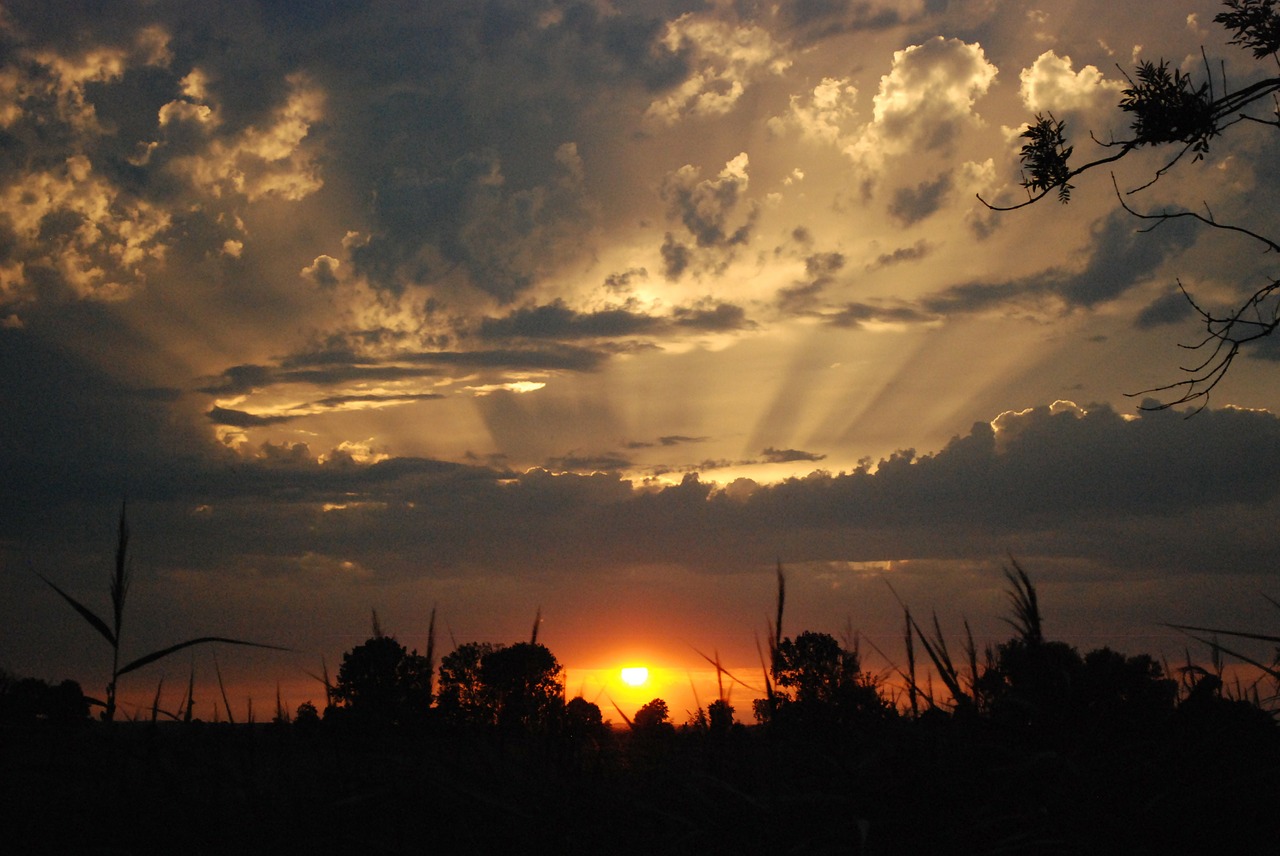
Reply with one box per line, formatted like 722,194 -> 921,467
7,567 -> 1279,855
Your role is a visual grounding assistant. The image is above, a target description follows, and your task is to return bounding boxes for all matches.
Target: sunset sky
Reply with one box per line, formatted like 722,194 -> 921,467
4,0 -> 1280,721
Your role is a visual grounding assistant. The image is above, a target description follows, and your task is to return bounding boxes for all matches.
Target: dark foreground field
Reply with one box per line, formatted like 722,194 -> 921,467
5,703 -> 1278,856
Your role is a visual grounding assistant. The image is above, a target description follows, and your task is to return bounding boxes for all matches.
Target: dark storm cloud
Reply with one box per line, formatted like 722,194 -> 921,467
661,233 -> 693,279
208,406 -> 295,428
477,300 -> 663,340
544,452 -> 634,473
604,267 -> 649,293
413,345 -> 611,371
777,251 -> 845,313
660,434 -> 709,446
0,327 -> 218,515
762,446 -> 827,463
199,364 -> 446,395
768,0 -> 925,44
201,344 -> 610,404
311,392 -> 444,408
671,301 -> 751,331
867,241 -> 932,270
825,301 -> 937,327
926,210 -> 1198,314
1,0 -> 697,305
118,401 -> 1280,581
888,173 -> 953,226
1135,290 -> 1197,329
297,0 -> 691,301
476,299 -> 751,341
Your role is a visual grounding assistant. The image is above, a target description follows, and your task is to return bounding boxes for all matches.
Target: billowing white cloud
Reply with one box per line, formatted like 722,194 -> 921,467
1019,50 -> 1123,114
771,76 -> 859,144
845,37 -> 997,169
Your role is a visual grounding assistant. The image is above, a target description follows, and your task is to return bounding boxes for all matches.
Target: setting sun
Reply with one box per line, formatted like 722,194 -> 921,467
620,666 -> 649,687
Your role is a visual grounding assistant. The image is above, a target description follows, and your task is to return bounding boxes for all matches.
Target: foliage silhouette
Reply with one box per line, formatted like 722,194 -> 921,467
632,697 -> 674,735
763,630 -> 894,729
480,642 -> 565,733
983,0 -> 1280,409
333,633 -> 433,726
0,670 -> 88,725
563,695 -> 605,737
435,641 -> 502,726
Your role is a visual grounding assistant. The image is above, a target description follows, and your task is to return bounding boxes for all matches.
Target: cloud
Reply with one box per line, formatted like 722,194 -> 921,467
301,255 -> 341,289
927,209 -> 1197,313
671,301 -> 752,331
772,0 -> 927,43
762,446 -> 827,463
845,37 -> 997,169
544,452 -> 634,473
208,406 -> 296,427
0,155 -> 171,310
777,251 -> 846,312
770,76 -> 859,144
867,241 -> 933,271
888,173 -> 953,225
162,73 -> 325,202
644,13 -> 790,124
662,152 -> 756,249
477,300 -> 663,340
1020,51 -> 1123,115
660,435 -> 708,446
659,152 -> 759,279
824,300 -> 938,328
1135,289 -> 1196,329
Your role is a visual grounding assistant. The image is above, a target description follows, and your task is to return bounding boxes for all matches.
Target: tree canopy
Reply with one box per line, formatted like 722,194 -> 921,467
333,634 -> 433,725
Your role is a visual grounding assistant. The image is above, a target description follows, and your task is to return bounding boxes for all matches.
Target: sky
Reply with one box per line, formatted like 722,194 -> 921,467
4,0 -> 1280,722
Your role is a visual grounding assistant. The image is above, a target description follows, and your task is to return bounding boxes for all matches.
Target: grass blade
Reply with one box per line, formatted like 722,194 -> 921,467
116,637 -> 290,678
35,574 -> 116,647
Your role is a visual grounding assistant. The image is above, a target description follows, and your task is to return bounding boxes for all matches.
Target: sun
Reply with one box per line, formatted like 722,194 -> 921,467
620,666 -> 649,687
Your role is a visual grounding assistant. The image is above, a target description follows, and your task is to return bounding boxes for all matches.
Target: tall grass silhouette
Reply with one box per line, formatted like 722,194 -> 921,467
36,502 -> 286,721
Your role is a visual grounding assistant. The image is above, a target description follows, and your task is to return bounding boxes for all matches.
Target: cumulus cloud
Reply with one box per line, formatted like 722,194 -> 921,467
660,152 -> 759,277
0,154 -> 170,307
771,76 -> 859,144
162,73 -> 325,201
644,14 -> 790,124
846,37 -> 997,169
1019,51 -> 1123,115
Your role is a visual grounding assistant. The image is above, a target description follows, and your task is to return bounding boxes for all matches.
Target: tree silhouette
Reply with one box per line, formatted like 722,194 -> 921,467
563,695 -> 605,737
333,634 -> 432,725
480,642 -> 565,733
707,698 -> 735,733
632,697 -> 673,735
769,630 -> 892,728
0,671 -> 88,725
984,0 -> 1280,409
436,641 -> 501,726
